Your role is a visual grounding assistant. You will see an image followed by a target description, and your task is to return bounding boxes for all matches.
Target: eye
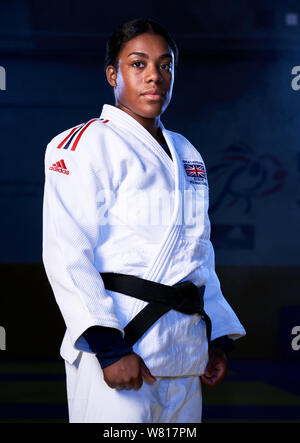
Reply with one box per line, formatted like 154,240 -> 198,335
160,62 -> 172,71
132,60 -> 145,68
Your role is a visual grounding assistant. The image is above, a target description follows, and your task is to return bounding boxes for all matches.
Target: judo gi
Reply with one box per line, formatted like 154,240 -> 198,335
42,104 -> 246,422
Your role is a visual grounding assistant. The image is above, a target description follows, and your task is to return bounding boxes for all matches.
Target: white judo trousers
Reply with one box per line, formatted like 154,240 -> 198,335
65,352 -> 202,423
43,104 -> 246,423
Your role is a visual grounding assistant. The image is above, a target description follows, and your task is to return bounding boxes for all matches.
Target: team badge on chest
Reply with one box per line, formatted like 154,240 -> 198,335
182,160 -> 208,187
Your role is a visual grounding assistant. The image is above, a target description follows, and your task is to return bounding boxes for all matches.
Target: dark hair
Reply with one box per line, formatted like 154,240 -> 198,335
104,18 -> 179,72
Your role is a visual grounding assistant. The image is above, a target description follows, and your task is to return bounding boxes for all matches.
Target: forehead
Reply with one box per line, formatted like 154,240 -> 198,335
118,33 -> 173,59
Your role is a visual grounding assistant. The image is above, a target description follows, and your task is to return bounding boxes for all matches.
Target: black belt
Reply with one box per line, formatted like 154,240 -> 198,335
100,272 -> 212,347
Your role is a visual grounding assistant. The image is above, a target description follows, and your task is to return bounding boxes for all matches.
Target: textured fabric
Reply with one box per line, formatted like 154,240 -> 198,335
43,104 -> 246,376
65,351 -> 203,423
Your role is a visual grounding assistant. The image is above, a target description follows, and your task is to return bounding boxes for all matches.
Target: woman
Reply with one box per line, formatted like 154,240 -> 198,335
43,18 -> 245,423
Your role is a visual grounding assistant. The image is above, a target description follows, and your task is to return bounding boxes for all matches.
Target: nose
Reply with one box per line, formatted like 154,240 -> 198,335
145,63 -> 162,83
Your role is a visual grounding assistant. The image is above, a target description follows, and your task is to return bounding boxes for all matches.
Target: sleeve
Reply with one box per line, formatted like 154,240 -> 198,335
210,336 -> 235,354
42,137 -> 123,353
82,326 -> 133,369
203,241 -> 246,342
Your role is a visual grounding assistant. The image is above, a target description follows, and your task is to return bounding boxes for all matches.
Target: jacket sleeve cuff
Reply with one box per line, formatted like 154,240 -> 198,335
82,326 -> 133,369
210,335 -> 235,354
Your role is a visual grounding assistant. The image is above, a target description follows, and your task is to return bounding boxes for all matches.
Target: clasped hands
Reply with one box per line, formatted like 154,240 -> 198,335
102,346 -> 227,391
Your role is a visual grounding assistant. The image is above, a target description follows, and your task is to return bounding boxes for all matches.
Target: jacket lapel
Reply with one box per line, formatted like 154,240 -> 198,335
100,104 -> 184,283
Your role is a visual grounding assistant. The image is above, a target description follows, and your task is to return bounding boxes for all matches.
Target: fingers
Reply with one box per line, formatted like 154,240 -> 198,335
133,374 -> 143,390
103,353 -> 156,391
200,347 -> 228,387
115,360 -> 156,391
140,360 -> 157,383
200,373 -> 220,387
113,374 -> 143,391
116,386 -> 131,391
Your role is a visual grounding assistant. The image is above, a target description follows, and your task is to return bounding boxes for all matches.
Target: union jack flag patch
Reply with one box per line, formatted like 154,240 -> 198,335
183,160 -> 208,186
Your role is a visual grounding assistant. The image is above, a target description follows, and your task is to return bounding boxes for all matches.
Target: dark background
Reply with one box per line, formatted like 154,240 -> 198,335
0,0 -> 300,422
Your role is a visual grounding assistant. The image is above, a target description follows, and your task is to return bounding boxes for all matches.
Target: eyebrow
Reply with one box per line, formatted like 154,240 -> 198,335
127,51 -> 172,60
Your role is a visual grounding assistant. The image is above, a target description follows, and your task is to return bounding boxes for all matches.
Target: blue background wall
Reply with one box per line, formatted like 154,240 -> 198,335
0,0 -> 300,362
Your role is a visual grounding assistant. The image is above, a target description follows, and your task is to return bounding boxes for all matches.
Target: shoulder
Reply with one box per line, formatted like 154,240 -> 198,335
46,118 -> 110,156
165,129 -> 204,160
44,118 -> 114,181
165,129 -> 197,151
44,117 -> 124,186
165,128 -> 189,144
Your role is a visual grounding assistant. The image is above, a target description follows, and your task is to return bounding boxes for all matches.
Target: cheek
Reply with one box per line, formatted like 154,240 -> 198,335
119,79 -> 140,104
165,74 -> 174,90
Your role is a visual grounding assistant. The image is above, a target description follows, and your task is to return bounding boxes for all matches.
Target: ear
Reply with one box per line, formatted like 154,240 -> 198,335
106,65 -> 118,87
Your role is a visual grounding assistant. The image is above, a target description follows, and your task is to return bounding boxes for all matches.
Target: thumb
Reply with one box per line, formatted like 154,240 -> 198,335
140,359 -> 157,383
203,359 -> 214,377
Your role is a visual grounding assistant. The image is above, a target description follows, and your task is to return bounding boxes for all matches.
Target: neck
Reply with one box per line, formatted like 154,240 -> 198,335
116,103 -> 162,143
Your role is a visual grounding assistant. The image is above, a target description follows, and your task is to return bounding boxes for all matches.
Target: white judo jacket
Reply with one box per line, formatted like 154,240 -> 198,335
43,104 -> 246,377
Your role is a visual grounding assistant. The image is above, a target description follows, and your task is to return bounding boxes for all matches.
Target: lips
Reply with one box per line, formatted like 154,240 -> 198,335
141,89 -> 164,100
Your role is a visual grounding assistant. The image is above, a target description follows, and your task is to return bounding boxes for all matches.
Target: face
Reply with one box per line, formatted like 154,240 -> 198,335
106,32 -> 175,124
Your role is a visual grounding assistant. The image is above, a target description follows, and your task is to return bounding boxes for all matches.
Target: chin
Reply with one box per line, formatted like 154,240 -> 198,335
139,103 -> 166,118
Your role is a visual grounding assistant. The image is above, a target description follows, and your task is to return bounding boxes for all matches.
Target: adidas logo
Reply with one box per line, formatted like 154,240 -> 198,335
49,159 -> 70,175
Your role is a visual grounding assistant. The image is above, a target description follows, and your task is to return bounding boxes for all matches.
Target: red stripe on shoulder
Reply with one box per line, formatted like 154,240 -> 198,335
71,118 -> 99,151
57,125 -> 81,149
